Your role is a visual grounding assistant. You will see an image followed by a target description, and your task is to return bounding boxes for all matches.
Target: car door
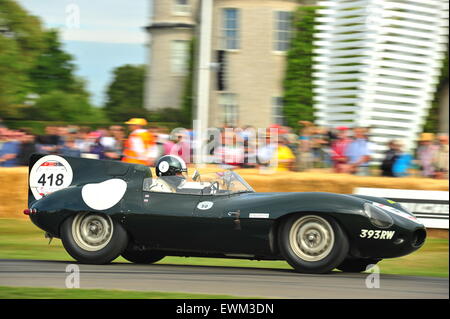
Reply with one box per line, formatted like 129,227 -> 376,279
123,190 -> 202,250
191,194 -> 271,255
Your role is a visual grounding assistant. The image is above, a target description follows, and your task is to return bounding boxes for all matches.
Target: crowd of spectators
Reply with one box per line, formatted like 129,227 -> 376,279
0,119 -> 448,179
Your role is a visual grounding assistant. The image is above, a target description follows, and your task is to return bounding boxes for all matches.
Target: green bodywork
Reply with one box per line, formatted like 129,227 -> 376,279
28,155 -> 426,261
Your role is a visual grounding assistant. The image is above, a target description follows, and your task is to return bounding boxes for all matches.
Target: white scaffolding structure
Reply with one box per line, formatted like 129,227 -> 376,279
313,0 -> 449,161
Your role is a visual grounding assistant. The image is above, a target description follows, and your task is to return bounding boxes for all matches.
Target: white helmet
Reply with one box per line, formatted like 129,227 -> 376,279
155,155 -> 187,177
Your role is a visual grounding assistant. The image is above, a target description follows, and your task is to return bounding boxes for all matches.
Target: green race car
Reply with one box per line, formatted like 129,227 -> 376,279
25,154 -> 426,274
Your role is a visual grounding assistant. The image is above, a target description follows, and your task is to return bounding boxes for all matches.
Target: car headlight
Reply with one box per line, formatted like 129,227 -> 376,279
363,203 -> 394,229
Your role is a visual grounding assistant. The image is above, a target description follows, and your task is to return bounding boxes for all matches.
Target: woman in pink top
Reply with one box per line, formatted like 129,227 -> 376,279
331,127 -> 351,173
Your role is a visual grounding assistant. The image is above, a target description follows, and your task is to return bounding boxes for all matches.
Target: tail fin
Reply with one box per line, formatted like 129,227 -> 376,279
27,153 -> 145,207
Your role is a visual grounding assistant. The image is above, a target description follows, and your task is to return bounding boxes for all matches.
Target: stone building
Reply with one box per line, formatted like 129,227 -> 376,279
144,0 -> 314,128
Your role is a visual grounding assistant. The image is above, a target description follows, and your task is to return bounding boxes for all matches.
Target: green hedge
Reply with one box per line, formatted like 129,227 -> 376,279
2,120 -> 184,135
283,6 -> 321,129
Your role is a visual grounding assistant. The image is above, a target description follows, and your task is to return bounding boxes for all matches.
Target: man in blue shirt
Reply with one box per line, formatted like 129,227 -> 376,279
345,127 -> 372,176
0,129 -> 20,167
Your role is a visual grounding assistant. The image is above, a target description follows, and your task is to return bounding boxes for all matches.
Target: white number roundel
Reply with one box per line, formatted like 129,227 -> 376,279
29,155 -> 73,200
158,161 -> 169,173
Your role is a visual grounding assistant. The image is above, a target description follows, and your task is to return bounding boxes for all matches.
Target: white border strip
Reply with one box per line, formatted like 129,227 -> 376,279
354,188 -> 448,201
354,187 -> 449,229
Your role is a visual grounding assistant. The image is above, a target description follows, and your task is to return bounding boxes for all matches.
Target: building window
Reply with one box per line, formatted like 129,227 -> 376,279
222,8 -> 240,50
272,97 -> 284,125
274,11 -> 293,52
219,93 -> 238,126
173,0 -> 190,15
171,40 -> 189,75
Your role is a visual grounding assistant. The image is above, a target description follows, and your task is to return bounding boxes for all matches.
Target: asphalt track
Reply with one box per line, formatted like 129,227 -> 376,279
0,259 -> 448,299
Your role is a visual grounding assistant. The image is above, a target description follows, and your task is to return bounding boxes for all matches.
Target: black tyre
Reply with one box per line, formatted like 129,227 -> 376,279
121,247 -> 165,264
61,212 -> 128,264
337,258 -> 380,273
278,214 -> 349,274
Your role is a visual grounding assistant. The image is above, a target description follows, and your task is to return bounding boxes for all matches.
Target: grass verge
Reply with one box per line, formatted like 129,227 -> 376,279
0,218 -> 448,278
0,286 -> 248,299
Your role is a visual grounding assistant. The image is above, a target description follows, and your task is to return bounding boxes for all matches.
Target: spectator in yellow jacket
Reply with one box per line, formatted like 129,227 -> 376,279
122,118 -> 155,166
275,136 -> 296,172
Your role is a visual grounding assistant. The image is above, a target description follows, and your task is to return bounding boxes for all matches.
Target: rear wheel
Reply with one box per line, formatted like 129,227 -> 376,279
61,212 -> 128,264
121,248 -> 165,264
337,258 -> 380,273
278,214 -> 349,274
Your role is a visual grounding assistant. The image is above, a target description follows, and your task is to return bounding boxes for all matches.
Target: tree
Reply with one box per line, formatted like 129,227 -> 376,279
0,0 -> 46,64
1,0 -> 97,121
0,0 -> 46,117
31,90 -> 106,122
0,35 -> 29,117
23,30 -> 102,121
282,6 -> 319,129
103,64 -> 147,121
180,38 -> 196,128
28,30 -> 78,95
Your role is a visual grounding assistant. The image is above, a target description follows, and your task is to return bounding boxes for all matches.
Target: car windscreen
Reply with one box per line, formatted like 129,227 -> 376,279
142,170 -> 254,195
194,171 -> 254,195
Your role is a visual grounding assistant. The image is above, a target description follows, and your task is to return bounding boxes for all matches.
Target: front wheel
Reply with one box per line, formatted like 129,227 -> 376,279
278,214 -> 349,274
61,212 -> 128,264
337,258 -> 381,273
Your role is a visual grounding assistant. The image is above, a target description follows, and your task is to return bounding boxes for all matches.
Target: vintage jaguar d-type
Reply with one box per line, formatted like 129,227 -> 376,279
25,154 -> 426,274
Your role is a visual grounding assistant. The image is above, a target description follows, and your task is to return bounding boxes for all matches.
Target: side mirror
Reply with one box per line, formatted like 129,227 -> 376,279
192,169 -> 200,182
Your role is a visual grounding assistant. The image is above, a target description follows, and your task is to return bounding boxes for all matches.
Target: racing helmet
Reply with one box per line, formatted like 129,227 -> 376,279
155,155 -> 187,177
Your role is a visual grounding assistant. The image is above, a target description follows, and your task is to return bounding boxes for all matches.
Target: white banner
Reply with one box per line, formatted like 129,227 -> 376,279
354,188 -> 449,229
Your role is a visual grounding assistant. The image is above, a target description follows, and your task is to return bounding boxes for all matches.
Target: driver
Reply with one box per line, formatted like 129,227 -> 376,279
155,155 -> 188,190
153,155 -> 219,194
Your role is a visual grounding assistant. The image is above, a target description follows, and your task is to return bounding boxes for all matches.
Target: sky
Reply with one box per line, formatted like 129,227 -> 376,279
17,0 -> 150,106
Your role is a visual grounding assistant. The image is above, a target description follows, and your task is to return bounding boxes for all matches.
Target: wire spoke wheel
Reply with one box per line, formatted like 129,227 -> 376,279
289,215 -> 335,262
61,212 -> 128,264
72,213 -> 113,252
279,214 -> 349,273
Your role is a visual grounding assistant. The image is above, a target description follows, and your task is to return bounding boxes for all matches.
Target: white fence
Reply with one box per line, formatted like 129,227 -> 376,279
354,187 -> 449,229
313,0 -> 449,163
